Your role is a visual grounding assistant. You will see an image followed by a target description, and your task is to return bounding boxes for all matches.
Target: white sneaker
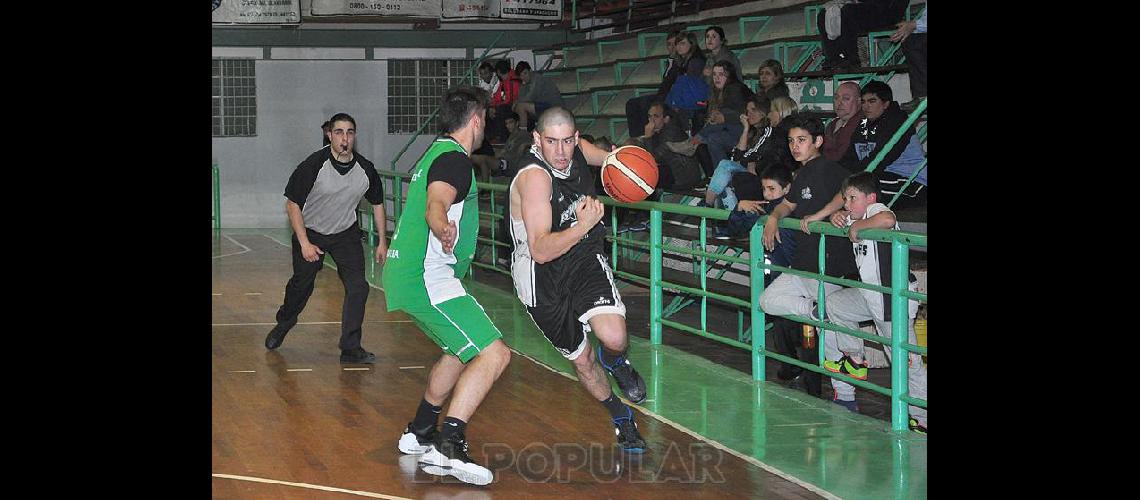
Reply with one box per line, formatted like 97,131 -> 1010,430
398,423 -> 436,454
418,438 -> 494,486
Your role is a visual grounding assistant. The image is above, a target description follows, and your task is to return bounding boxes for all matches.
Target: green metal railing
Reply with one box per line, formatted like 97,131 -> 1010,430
601,198 -> 927,433
212,163 -> 221,231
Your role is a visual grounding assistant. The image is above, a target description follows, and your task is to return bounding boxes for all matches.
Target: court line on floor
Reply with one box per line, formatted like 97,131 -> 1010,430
506,347 -> 841,500
212,473 -> 412,500
263,233 -> 386,293
212,234 -> 252,259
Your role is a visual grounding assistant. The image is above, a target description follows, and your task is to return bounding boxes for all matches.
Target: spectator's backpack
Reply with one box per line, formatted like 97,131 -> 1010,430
666,74 -> 710,111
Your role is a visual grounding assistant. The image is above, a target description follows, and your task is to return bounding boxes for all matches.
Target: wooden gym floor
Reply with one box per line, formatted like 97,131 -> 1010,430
212,229 -> 925,499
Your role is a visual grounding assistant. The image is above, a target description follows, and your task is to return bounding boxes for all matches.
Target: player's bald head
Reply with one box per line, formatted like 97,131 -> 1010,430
535,107 -> 576,134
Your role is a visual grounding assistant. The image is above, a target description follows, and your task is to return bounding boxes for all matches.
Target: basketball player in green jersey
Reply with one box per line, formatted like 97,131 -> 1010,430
382,86 -> 509,486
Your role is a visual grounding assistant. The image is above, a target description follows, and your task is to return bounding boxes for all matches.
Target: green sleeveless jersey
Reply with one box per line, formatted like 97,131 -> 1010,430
382,137 -> 479,309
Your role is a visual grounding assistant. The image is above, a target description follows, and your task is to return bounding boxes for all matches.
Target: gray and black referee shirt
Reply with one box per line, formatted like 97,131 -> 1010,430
284,147 -> 384,236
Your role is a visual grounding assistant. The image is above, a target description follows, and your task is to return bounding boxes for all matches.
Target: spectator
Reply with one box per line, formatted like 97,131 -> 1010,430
617,101 -> 704,234
470,137 -> 498,187
497,112 -> 533,178
691,60 -> 751,165
719,163 -> 798,281
488,60 -> 521,143
702,26 -> 744,85
814,171 -> 927,434
664,31 -> 708,134
821,81 -> 864,162
757,115 -> 859,396
513,61 -> 565,132
756,59 -> 790,101
625,29 -> 684,140
764,96 -> 800,172
839,80 -> 925,209
475,61 -> 500,94
891,7 -> 926,112
637,101 -> 703,193
817,0 -> 910,70
491,60 -> 520,108
698,95 -> 776,210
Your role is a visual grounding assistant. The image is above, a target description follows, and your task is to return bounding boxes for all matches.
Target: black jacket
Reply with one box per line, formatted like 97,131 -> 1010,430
840,100 -> 916,173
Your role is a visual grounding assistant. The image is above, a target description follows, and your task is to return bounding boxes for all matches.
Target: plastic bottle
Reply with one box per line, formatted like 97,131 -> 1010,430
802,323 -> 816,349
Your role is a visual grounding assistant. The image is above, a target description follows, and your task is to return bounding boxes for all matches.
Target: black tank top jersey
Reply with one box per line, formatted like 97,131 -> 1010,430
520,145 -> 607,256
514,145 -> 610,306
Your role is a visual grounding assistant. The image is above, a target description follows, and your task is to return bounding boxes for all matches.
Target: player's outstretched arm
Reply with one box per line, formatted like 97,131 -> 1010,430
579,137 -> 613,166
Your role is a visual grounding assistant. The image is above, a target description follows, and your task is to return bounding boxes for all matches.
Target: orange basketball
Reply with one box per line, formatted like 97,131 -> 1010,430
601,146 -> 658,203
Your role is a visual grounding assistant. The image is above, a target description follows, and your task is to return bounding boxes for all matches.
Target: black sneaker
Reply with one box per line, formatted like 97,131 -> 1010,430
712,226 -> 732,240
264,323 -> 291,350
613,409 -> 646,454
398,422 -> 438,454
617,220 -> 648,234
597,349 -> 647,403
776,364 -> 802,381
418,434 -> 494,485
340,347 -> 376,364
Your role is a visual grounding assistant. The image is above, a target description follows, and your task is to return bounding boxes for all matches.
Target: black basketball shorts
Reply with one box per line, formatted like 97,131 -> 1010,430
525,254 -> 625,360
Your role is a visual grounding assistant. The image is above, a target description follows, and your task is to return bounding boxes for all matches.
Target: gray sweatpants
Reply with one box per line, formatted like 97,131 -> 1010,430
758,272 -> 844,319
825,286 -> 927,425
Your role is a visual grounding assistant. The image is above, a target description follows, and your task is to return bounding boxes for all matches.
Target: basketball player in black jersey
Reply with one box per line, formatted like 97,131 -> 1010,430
508,107 -> 648,453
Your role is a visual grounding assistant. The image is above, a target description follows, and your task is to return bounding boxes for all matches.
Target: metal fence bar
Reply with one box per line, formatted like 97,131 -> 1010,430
212,163 -> 221,231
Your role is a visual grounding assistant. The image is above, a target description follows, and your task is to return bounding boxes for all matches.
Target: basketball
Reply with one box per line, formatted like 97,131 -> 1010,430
601,146 -> 658,203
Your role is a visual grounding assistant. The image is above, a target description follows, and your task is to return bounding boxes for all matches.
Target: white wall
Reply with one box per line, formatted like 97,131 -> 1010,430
212,48 -> 533,228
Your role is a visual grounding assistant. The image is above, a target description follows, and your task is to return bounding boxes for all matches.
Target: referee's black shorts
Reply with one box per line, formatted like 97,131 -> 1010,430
526,253 -> 625,360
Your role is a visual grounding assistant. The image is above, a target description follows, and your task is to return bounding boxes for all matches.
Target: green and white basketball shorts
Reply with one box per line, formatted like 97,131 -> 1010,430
401,293 -> 504,364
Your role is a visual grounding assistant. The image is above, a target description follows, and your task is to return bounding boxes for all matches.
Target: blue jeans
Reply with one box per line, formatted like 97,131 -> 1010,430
708,159 -> 746,209
697,121 -> 743,166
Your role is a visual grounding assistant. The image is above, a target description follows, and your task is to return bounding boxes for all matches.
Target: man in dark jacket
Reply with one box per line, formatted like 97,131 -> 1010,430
839,81 -> 926,207
637,101 -> 702,192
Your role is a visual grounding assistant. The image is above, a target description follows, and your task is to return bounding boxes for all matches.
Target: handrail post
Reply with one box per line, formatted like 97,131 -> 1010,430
649,208 -> 662,345
390,176 -> 402,227
212,163 -> 221,231
489,186 -> 498,268
816,229 -> 828,367
749,218 -> 766,381
890,236 -> 910,432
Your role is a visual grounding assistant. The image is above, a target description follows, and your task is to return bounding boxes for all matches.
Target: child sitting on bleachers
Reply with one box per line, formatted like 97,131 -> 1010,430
719,163 -> 797,285
804,171 -> 927,434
